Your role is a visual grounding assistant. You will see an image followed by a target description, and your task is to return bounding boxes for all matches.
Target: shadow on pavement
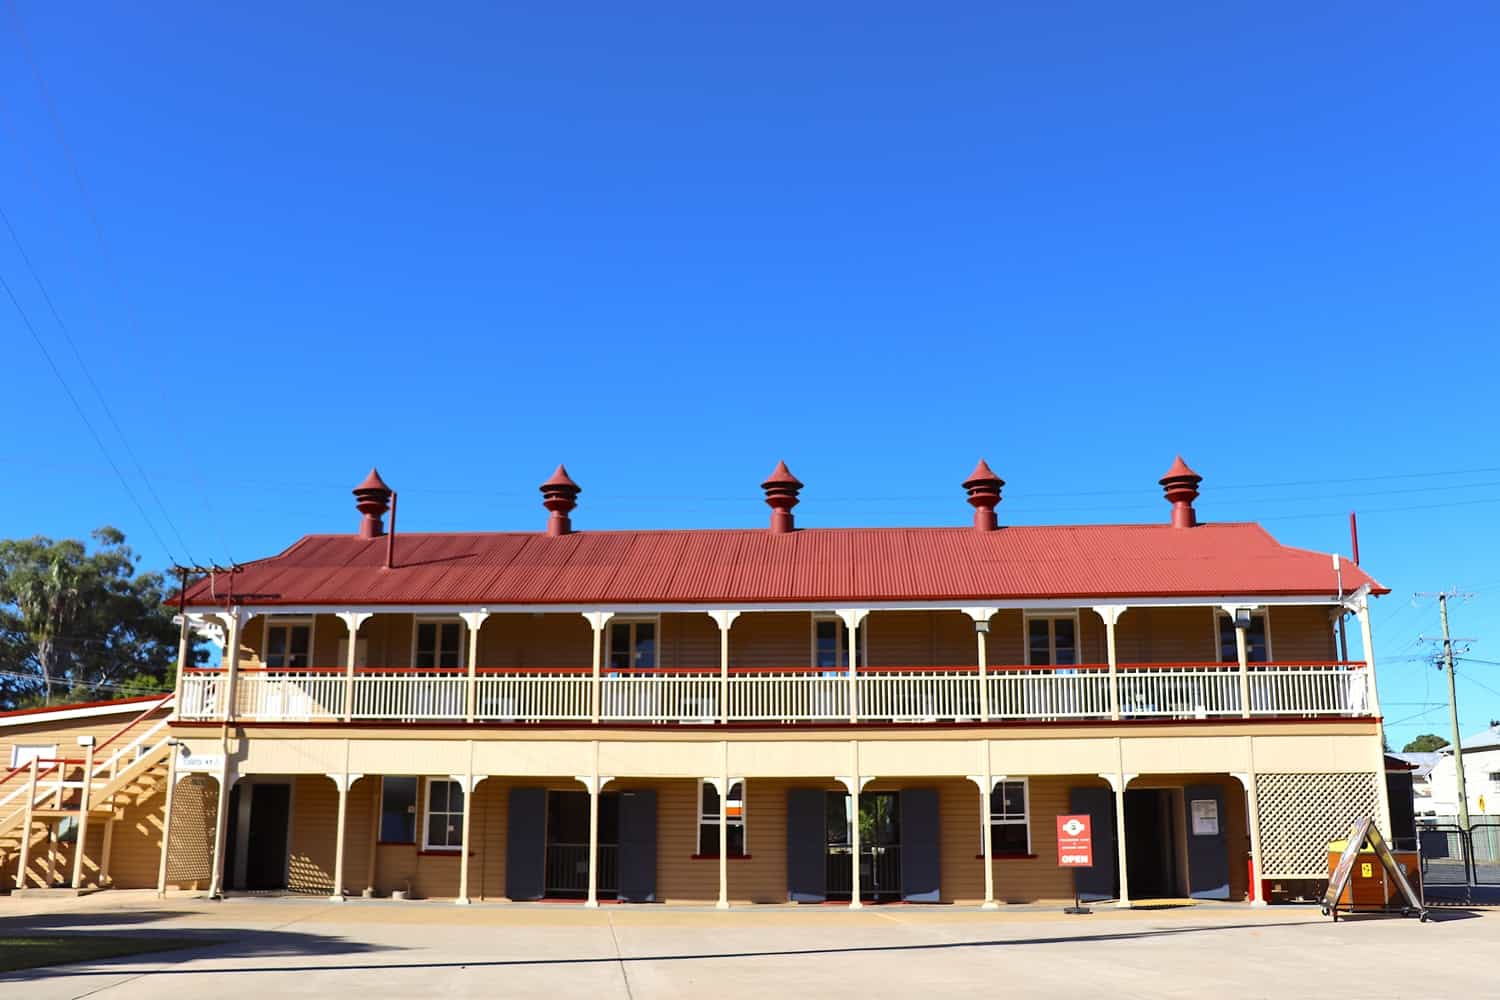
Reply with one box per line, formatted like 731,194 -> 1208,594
5,919 -> 1326,981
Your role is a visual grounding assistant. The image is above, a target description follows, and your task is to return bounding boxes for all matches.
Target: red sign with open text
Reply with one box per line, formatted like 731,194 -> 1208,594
1056,814 -> 1093,867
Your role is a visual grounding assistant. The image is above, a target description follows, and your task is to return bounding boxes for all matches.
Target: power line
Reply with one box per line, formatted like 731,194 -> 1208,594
0,668 -> 172,695
0,203 -> 199,565
1,1 -> 217,564
0,268 -> 179,563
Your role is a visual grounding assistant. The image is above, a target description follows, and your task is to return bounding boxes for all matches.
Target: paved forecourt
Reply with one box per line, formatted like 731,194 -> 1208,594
0,892 -> 1487,999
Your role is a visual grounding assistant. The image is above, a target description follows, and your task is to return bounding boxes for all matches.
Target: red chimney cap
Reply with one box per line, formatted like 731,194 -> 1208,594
1159,455 -> 1200,484
355,468 -> 391,493
761,460 -> 803,490
542,464 -> 580,490
963,458 -> 1003,488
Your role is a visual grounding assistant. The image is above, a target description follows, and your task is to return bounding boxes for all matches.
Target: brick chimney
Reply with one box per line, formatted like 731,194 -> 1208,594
1159,456 -> 1202,528
962,459 -> 1004,531
353,468 -> 393,538
762,461 -> 803,534
540,465 -> 581,536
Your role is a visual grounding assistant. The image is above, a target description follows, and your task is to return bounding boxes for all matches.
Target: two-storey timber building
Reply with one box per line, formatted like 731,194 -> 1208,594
8,457 -> 1390,908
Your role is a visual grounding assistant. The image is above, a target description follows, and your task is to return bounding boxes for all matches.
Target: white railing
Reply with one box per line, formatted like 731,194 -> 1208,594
728,670 -> 849,721
350,672 -> 468,720
235,671 -> 343,721
170,662 -> 1372,724
179,671 -> 224,719
857,670 -> 982,722
1118,664 -> 1243,718
601,672 -> 721,723
988,668 -> 1113,720
476,672 -> 592,722
1248,662 -> 1369,716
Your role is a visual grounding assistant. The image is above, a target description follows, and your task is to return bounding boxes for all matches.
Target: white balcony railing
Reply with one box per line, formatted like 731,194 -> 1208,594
1117,664 -> 1244,719
475,671 -> 592,722
988,667 -> 1113,720
601,671 -> 721,723
728,670 -> 849,721
857,669 -> 982,722
234,671 -> 344,721
175,661 -> 1371,725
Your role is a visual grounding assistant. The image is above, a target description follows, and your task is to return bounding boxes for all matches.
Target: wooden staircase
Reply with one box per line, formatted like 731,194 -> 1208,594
1,695 -> 175,891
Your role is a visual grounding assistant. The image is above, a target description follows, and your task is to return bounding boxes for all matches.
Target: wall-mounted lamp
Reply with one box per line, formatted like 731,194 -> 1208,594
974,620 -> 990,634
1234,608 -> 1253,630
77,735 -> 96,747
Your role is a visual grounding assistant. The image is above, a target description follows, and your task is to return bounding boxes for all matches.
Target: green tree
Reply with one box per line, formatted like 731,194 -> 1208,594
0,527 -> 200,710
1402,733 -> 1450,753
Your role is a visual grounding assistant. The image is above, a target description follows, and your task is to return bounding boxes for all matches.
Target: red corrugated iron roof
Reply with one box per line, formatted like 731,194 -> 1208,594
178,522 -> 1384,608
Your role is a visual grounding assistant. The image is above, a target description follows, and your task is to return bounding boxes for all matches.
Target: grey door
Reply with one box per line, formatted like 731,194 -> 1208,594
506,787 -> 546,900
1069,786 -> 1117,901
1184,784 -> 1230,900
787,788 -> 826,902
900,788 -> 941,902
618,789 -> 657,902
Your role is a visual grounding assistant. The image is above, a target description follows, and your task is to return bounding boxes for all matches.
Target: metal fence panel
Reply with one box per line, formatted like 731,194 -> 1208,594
1471,819 -> 1500,886
1416,822 -> 1470,885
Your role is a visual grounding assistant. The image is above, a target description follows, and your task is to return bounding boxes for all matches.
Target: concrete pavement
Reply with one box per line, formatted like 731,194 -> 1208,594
0,891 -> 1485,998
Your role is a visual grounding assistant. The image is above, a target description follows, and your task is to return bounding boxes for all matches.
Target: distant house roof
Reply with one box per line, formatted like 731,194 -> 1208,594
178,521 -> 1384,609
1445,724 -> 1500,754
1390,752 -> 1441,778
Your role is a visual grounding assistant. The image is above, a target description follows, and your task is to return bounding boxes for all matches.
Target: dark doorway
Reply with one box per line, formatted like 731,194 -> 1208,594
544,790 -> 618,899
1124,788 -> 1180,898
826,791 -> 902,901
1069,786 -> 1119,901
226,782 -> 291,891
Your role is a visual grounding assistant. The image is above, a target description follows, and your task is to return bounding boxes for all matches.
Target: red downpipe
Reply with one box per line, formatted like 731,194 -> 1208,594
1349,511 -> 1360,565
385,491 -> 399,570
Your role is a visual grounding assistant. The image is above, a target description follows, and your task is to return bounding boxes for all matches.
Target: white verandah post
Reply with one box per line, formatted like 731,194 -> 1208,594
963,609 -> 996,723
709,612 -> 740,725
337,612 -> 372,722
1102,768 -> 1136,908
156,742 -> 180,897
1093,605 -> 1126,721
459,612 -> 490,724
837,610 -> 869,724
839,741 -> 872,910
583,613 -> 614,725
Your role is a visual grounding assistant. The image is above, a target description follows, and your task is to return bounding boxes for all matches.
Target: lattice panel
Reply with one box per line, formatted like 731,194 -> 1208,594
1256,771 -> 1378,877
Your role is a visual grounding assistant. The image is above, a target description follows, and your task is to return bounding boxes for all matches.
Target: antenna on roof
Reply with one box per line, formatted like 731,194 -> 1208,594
385,490 -> 399,570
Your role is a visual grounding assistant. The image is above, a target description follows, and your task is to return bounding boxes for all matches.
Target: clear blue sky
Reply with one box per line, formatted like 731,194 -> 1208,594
2,3 -> 1497,747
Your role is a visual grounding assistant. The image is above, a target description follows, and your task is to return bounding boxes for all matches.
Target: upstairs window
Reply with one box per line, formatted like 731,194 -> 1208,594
415,620 -> 464,669
988,779 -> 1030,855
608,619 -> 657,671
264,620 -> 312,669
813,616 -> 865,669
425,778 -> 465,850
698,780 -> 747,856
380,776 -> 418,843
1026,616 -> 1077,666
1217,611 -> 1270,663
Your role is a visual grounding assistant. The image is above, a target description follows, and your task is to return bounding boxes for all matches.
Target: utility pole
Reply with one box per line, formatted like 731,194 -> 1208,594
1438,594 -> 1470,832
1419,590 -> 1477,832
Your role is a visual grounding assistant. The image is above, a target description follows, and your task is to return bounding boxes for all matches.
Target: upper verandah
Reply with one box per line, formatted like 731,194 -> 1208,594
176,458 -> 1385,611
